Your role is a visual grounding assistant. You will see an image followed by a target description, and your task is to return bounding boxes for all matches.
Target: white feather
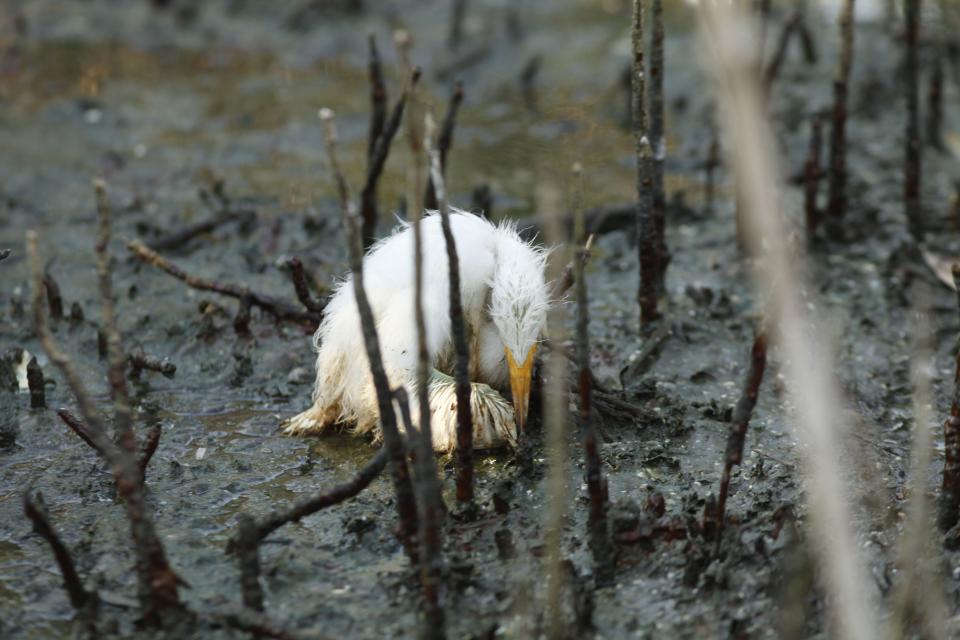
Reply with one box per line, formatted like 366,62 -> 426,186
284,209 -> 549,452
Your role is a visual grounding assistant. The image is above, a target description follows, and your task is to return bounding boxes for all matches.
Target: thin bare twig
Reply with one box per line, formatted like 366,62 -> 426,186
826,0 -> 855,224
23,491 -> 96,611
699,4 -> 876,637
129,350 -> 177,380
43,271 -> 63,320
804,112 -> 824,237
425,82 -> 464,211
572,163 -> 613,584
427,113 -> 474,507
94,180 -> 135,455
632,0 -> 658,324
360,68 -> 422,248
227,447 -> 388,614
542,174 -> 571,640
904,0 -> 923,240
139,424 -> 162,477
127,240 -> 320,323
28,222 -> 183,625
27,356 -> 44,408
408,93 -> 445,636
287,257 -> 326,314
367,34 -> 387,163
649,0 -> 669,297
319,108 -> 419,561
711,328 -> 767,539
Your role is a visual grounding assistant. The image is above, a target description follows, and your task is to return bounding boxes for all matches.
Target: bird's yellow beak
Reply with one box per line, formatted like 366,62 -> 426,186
506,345 -> 536,433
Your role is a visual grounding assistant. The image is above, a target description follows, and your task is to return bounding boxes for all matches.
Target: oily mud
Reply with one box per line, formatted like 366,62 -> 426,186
2,1 -> 959,638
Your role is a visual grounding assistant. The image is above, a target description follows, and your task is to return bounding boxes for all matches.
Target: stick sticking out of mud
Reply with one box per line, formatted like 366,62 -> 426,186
139,424 -> 162,477
804,112 -> 824,238
448,0 -> 468,50
649,0 -> 669,298
704,121 -> 720,216
709,327 -> 768,541
926,48 -> 944,149
541,172 -> 572,640
367,34 -> 387,163
764,10 -> 806,90
360,68 -> 422,249
227,447 -> 389,613
43,271 -> 63,320
407,87 -> 446,636
826,0 -> 855,227
126,240 -> 321,323
27,356 -> 45,408
425,82 -> 464,211
699,3 -> 876,636
572,163 -> 614,584
632,0 -> 658,325
23,491 -> 97,612
940,265 -> 960,531
129,350 -> 177,380
27,225 -> 183,626
319,107 -> 420,562
286,258 -> 326,315
904,0 -> 923,240
95,180 -> 136,454
427,112 -> 474,508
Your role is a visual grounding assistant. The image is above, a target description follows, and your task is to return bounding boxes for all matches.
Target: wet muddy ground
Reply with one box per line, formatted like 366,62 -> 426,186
2,1 -> 960,638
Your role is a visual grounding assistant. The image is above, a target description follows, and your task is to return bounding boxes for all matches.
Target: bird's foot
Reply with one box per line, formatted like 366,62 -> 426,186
428,371 -> 517,452
281,405 -> 335,436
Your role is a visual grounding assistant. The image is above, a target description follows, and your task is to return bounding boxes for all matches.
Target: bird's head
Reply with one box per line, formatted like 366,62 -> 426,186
489,228 -> 549,433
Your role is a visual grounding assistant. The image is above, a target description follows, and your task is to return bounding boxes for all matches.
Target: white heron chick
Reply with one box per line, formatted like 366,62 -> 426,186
284,209 -> 549,452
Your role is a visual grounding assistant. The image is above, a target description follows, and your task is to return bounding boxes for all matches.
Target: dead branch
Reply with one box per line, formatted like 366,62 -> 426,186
360,68 -> 422,248
286,257 -> 326,314
28,222 -> 183,625
94,181 -> 135,453
27,356 -> 44,408
239,448 -> 388,545
367,34 -> 387,163
649,0 -> 669,298
129,350 -> 177,379
145,211 -> 253,253
427,112 -> 474,507
632,0 -> 658,324
23,491 -> 96,611
408,92 -> 446,637
826,0 -> 855,224
139,424 -> 162,477
804,112 -> 824,237
227,448 -> 388,616
711,328 -> 768,539
904,0 -> 923,240
58,409 -> 101,453
572,163 -> 613,584
550,234 -> 594,301
127,240 -> 320,323
319,108 -> 419,561
425,82 -> 464,210
43,271 -> 63,320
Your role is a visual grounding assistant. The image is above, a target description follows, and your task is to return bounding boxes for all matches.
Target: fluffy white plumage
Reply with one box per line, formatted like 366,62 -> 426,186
284,209 -> 549,452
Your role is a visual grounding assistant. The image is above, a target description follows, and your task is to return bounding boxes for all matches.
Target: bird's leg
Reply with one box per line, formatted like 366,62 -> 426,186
426,369 -> 517,452
281,402 -> 341,436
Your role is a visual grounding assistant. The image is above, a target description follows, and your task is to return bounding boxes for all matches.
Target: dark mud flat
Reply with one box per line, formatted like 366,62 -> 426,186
2,1 -> 960,638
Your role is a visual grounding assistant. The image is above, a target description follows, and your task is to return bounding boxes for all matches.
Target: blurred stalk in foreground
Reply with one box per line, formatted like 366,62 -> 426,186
698,3 -> 876,638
